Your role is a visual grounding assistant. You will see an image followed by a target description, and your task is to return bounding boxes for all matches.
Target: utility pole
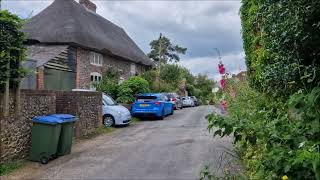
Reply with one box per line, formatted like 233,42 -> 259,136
158,33 -> 162,91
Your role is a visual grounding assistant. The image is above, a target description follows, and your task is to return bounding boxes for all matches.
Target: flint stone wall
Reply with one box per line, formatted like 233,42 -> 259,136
0,89 -> 102,164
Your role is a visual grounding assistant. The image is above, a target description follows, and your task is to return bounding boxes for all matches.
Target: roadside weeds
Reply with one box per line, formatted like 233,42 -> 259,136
0,160 -> 28,176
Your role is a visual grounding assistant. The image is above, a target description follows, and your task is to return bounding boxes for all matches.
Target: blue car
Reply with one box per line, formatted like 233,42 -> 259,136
131,93 -> 174,119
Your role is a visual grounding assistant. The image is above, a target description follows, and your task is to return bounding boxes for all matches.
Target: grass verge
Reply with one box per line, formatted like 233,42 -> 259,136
131,117 -> 141,124
0,160 -> 27,176
78,126 -> 117,140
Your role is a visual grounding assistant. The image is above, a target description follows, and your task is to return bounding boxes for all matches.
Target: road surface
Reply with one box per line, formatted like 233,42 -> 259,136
6,105 -> 239,179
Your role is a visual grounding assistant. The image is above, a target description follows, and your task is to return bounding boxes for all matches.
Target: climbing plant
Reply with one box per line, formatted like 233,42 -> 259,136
240,0 -> 320,97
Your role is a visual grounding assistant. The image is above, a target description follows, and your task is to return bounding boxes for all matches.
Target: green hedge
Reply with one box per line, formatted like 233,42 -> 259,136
207,81 -> 320,179
0,10 -> 26,92
205,1 -> 320,179
241,0 -> 320,97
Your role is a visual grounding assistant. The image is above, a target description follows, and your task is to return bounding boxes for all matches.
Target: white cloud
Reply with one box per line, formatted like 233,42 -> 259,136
180,51 -> 246,81
3,0 -> 246,77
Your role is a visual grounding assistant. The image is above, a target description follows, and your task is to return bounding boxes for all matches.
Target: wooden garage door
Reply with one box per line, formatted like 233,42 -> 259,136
44,68 -> 76,91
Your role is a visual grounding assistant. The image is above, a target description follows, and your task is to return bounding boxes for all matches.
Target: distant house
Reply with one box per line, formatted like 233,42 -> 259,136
22,0 -> 153,90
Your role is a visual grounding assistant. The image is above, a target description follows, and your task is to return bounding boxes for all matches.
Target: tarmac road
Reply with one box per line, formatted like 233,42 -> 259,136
6,105 -> 239,180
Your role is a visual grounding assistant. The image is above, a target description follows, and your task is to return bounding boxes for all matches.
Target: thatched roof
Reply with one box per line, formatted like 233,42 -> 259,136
23,0 -> 153,66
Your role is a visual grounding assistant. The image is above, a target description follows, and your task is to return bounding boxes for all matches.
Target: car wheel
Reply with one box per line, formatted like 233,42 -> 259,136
103,115 -> 115,127
158,109 -> 165,120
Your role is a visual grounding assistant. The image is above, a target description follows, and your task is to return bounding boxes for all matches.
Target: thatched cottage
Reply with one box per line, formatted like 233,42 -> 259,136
22,0 -> 153,90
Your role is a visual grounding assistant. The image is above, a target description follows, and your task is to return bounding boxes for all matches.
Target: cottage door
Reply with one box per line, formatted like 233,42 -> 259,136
44,68 -> 75,91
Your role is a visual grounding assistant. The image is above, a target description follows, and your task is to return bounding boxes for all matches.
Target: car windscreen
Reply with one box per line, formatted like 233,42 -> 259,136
136,96 -> 158,102
182,97 -> 186,100
103,95 -> 117,105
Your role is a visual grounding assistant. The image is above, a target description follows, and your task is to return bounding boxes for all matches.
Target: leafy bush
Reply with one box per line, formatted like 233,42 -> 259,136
116,76 -> 149,103
207,80 -> 320,179
95,68 -> 120,99
116,86 -> 134,104
222,1 -> 320,178
0,10 -> 27,92
240,0 -> 320,97
159,64 -> 183,88
141,64 -> 214,100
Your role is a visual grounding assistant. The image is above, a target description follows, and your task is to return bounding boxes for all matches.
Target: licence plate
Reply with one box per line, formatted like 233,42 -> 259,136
140,104 -> 150,107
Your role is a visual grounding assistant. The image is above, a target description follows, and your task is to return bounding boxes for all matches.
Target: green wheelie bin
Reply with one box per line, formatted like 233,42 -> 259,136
29,116 -> 63,164
49,114 -> 77,156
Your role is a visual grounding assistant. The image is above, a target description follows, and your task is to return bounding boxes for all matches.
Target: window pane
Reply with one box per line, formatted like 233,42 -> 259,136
91,75 -> 94,82
98,76 -> 101,81
95,76 -> 97,81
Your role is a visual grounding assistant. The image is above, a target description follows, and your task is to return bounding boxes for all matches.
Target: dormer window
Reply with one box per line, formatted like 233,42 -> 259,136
90,52 -> 103,66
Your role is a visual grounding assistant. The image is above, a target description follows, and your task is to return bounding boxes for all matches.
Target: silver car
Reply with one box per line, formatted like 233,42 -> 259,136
102,94 -> 132,127
163,93 -> 183,110
182,96 -> 195,107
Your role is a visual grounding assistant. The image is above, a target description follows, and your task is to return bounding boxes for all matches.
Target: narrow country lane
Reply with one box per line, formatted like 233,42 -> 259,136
6,106 -> 238,180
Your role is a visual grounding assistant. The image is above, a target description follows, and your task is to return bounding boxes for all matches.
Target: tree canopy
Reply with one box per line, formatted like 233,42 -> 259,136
148,35 -> 187,63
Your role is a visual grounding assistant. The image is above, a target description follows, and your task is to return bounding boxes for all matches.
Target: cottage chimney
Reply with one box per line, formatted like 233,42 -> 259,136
79,0 -> 97,13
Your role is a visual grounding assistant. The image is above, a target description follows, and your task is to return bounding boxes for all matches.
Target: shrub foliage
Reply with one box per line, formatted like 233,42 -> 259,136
0,10 -> 26,92
241,0 -> 320,97
206,0 -> 320,179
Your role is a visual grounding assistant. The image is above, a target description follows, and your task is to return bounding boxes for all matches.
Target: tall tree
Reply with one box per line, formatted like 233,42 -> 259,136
148,35 -> 187,63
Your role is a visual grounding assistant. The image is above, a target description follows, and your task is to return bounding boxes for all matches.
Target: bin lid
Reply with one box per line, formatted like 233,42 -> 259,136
32,116 -> 63,125
49,114 -> 76,122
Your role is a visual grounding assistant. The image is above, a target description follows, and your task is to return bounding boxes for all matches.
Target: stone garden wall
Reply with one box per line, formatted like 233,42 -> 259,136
0,90 -> 102,164
55,91 -> 102,137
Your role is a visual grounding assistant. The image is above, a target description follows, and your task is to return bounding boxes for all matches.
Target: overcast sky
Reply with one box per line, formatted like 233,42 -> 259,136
3,0 -> 246,80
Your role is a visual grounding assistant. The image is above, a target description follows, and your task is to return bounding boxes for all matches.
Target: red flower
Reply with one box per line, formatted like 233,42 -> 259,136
218,64 -> 225,74
220,79 -> 226,89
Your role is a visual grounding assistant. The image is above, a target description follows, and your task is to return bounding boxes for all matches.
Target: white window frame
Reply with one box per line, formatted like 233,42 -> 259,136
90,72 -> 102,90
90,52 -> 103,66
130,63 -> 136,75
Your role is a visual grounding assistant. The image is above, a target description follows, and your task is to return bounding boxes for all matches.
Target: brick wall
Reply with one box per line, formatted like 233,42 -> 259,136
76,47 -> 148,89
0,90 -> 102,164
36,67 -> 44,90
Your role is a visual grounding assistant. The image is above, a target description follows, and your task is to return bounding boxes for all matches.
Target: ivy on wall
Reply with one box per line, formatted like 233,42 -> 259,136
240,0 -> 320,97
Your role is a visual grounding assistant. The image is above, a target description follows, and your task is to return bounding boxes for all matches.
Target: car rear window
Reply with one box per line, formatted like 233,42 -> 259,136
136,96 -> 158,102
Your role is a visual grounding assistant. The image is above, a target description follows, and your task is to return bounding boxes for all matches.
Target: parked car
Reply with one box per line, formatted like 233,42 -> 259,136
190,96 -> 199,106
131,93 -> 174,120
162,93 -> 183,110
182,96 -> 195,107
102,94 -> 132,127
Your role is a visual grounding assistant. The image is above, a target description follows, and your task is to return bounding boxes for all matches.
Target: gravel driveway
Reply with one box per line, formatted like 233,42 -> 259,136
5,105 -> 239,180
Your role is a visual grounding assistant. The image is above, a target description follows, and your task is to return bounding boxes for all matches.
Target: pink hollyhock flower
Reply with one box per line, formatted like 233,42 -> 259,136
220,79 -> 226,89
218,64 -> 225,74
